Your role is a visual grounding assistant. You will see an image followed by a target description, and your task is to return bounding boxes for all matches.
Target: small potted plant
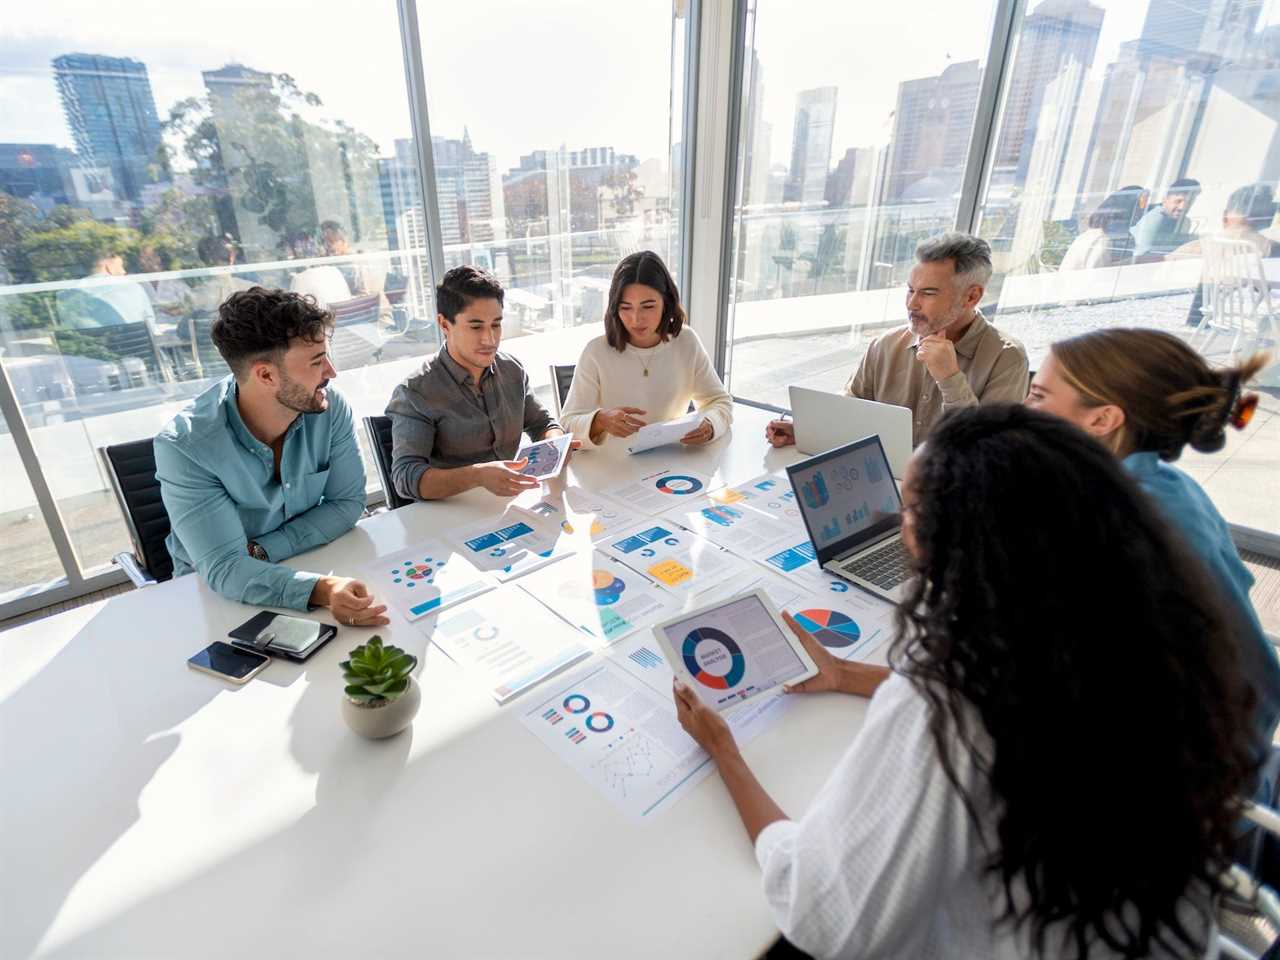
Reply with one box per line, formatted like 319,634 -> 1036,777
339,635 -> 421,739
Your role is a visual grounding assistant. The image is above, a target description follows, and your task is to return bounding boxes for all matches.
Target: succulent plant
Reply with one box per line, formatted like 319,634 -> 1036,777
340,635 -> 418,704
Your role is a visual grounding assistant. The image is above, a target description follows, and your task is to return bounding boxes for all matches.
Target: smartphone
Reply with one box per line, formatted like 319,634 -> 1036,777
187,641 -> 271,684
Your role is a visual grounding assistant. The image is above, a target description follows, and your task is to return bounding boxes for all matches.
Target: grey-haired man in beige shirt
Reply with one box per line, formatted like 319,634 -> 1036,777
767,232 -> 1029,448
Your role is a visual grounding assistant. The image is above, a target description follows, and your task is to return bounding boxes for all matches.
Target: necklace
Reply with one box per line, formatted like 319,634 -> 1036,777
633,342 -> 656,377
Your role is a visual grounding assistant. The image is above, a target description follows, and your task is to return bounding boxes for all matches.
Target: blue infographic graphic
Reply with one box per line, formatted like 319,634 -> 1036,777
800,472 -> 829,509
563,693 -> 591,714
612,526 -> 676,553
766,540 -> 816,573
517,438 -> 565,477
627,646 -> 664,670
865,455 -> 884,485
701,504 -> 744,527
464,521 -> 536,553
845,502 -> 869,525
592,569 -> 627,606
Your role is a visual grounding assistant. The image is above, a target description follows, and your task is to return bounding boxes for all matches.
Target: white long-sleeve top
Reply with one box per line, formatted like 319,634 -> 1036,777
559,329 -> 733,448
755,673 -> 1212,960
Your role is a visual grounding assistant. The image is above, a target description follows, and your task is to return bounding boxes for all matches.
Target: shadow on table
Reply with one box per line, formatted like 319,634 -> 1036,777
33,648 -> 429,957
0,603 -> 221,959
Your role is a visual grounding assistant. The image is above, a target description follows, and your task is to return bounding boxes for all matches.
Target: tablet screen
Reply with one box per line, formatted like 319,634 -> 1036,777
658,594 -> 808,709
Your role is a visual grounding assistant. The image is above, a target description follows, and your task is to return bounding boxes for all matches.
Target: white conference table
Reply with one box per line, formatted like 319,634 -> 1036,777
1,404 -> 882,959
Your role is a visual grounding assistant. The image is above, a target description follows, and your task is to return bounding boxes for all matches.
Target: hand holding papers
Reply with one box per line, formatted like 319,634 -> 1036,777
626,411 -> 705,455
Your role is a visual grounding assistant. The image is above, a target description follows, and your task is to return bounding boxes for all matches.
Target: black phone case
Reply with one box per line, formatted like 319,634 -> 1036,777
227,611 -> 338,662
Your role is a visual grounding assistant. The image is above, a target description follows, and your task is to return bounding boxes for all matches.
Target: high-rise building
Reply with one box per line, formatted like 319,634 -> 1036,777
53,53 -> 165,203
202,63 -> 273,115
991,0 -> 1104,186
784,86 -> 837,206
432,130 -> 507,246
1079,0 -> 1275,208
740,50 -> 771,209
825,147 -> 876,208
378,139 -> 420,251
881,60 -> 981,204
1139,0 -> 1259,58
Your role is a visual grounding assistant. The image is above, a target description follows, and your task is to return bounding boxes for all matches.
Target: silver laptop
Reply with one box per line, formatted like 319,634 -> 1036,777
789,386 -> 912,479
785,434 -> 914,603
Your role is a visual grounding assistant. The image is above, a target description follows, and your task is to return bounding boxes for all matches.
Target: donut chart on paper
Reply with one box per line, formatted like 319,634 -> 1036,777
655,475 -> 703,496
794,608 -> 861,649
682,626 -> 746,690
585,711 -> 614,733
563,694 -> 590,714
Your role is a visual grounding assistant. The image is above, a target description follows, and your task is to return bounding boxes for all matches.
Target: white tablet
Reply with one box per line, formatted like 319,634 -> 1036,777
515,434 -> 572,479
652,589 -> 819,712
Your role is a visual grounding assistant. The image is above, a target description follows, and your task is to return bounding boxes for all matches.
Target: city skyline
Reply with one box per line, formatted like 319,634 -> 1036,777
2,0 -> 676,169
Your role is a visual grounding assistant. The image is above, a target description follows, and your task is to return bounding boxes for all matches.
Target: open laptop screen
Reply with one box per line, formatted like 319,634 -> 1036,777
786,434 -> 902,564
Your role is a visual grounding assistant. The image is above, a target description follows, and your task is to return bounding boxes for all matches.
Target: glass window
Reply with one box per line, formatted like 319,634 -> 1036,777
0,448 -> 63,602
723,1 -> 999,407
415,0 -> 687,408
0,3 -> 428,597
976,0 -> 1280,535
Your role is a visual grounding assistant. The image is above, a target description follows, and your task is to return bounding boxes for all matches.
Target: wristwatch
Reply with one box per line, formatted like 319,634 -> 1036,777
247,541 -> 269,562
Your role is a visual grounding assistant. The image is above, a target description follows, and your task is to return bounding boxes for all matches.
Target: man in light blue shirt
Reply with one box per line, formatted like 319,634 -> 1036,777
1130,177 -> 1200,259
155,287 -> 389,626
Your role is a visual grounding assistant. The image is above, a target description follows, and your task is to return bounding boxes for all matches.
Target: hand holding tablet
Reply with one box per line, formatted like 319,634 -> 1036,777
652,590 -> 819,712
515,434 -> 573,479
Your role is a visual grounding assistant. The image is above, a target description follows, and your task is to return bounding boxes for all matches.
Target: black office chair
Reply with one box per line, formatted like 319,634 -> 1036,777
55,321 -> 163,393
550,363 -> 575,417
100,439 -> 173,586
363,415 -> 410,510
188,316 -> 231,381
330,293 -> 384,371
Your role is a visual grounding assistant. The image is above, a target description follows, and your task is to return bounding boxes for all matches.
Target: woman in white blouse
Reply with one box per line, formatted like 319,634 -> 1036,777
559,251 -> 732,447
674,405 -> 1256,960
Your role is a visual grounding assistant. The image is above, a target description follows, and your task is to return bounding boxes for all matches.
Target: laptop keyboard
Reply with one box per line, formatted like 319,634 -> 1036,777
839,539 -> 912,590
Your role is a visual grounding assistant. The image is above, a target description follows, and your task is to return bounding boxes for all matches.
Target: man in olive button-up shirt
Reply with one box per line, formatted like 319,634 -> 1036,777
767,232 -> 1029,449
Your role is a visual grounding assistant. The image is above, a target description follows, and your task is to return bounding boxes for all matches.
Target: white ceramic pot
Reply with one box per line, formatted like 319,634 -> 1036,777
341,676 -> 421,739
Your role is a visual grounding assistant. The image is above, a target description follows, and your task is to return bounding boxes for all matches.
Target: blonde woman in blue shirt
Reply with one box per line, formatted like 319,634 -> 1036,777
560,251 -> 732,448
1025,328 -> 1277,747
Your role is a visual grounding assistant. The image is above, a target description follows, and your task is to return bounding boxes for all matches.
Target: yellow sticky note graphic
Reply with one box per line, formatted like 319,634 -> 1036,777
649,559 -> 692,587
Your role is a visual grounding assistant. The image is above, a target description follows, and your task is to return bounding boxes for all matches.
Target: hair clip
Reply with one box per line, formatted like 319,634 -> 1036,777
1230,392 -> 1259,430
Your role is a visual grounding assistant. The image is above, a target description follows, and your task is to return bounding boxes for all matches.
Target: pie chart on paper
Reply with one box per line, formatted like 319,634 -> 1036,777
794,608 -> 861,649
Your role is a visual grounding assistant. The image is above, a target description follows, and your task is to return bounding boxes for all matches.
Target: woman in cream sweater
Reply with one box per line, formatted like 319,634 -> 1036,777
560,251 -> 733,447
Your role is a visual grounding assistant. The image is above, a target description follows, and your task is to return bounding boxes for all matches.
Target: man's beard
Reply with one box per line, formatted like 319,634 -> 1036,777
277,373 -> 328,414
910,301 -> 966,337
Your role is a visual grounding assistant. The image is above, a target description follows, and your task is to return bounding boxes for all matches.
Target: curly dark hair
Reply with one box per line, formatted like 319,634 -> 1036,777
212,286 -> 333,378
436,264 -> 503,323
603,251 -> 686,350
891,405 -> 1257,959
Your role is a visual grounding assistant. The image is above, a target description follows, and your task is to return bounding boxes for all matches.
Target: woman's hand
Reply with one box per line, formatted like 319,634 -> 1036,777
781,610 -> 889,698
592,407 -> 647,439
679,418 -> 714,445
673,678 -> 738,759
